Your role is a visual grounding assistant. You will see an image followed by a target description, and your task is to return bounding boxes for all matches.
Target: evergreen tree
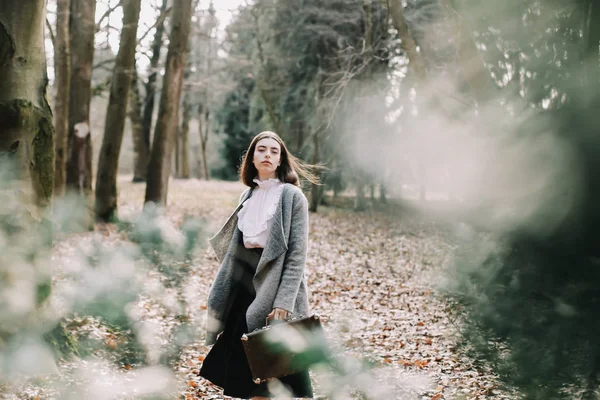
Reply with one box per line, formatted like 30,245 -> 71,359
215,78 -> 256,180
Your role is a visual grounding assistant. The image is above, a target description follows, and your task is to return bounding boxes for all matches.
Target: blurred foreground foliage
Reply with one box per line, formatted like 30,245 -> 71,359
0,153 -> 396,399
447,0 -> 600,398
0,161 -> 207,397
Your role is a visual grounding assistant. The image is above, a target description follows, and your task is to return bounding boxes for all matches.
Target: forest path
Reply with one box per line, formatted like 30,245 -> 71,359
130,178 -> 512,400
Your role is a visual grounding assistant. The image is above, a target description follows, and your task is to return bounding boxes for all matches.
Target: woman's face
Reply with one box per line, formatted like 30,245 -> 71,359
253,137 -> 281,179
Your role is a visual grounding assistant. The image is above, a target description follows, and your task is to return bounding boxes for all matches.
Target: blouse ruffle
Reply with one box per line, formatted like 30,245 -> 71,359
237,178 -> 284,238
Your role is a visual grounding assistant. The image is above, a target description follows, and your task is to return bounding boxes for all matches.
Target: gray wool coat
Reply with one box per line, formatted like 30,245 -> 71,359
205,183 -> 310,345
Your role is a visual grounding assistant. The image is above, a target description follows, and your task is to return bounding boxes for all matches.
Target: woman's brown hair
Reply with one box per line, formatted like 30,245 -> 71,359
239,131 -> 320,187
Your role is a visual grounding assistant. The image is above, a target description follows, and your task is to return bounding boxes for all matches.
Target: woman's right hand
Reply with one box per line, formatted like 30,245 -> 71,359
266,307 -> 291,325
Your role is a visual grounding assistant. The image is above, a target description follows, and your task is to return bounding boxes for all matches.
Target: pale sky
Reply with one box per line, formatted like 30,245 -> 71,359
211,0 -> 247,28
105,0 -> 247,41
45,0 -> 248,80
90,0 -> 247,71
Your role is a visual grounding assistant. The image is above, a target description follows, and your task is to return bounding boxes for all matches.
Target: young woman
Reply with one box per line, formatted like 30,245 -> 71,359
200,131 -> 319,399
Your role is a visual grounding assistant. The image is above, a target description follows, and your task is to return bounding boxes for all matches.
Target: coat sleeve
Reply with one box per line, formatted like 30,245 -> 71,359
273,191 -> 309,313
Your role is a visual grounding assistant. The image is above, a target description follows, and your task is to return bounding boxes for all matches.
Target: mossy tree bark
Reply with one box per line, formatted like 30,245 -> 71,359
95,0 -> 142,221
0,0 -> 55,209
144,0 -> 193,206
0,0 -> 78,361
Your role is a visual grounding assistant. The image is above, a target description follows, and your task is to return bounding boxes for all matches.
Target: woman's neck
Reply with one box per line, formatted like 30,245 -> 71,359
256,173 -> 277,181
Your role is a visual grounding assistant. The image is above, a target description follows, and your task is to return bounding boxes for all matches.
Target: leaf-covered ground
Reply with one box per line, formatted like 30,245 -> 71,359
3,178 -> 521,399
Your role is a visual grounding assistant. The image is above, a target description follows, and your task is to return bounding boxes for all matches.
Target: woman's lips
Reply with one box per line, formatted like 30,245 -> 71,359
262,161 -> 272,165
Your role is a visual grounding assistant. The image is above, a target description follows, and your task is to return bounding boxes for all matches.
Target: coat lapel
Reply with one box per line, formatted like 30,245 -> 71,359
209,185 -> 289,275
209,189 -> 252,262
255,185 -> 288,276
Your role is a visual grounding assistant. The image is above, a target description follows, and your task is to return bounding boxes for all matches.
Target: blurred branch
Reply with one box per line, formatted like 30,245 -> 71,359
46,17 -> 56,50
138,6 -> 172,43
97,24 -> 122,35
138,49 -> 154,62
95,0 -> 123,33
93,57 -> 116,70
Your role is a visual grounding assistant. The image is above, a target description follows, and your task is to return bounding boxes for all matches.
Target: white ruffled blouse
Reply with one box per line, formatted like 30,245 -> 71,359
237,178 -> 285,249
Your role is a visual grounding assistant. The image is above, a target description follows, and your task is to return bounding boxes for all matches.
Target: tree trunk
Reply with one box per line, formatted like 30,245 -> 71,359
389,0 -> 427,82
309,131 -> 321,213
53,0 -> 71,197
0,0 -> 55,210
177,42 -> 192,179
354,171 -> 368,211
178,92 -> 191,179
145,0 -> 192,206
439,0 -> 495,105
379,182 -> 387,204
390,0 -> 430,204
0,4 -> 78,359
66,0 -> 96,227
250,4 -> 280,133
198,106 -> 210,180
95,0 -> 141,221
418,156 -> 427,202
293,120 -> 305,156
129,65 -> 148,182
195,11 -> 215,181
174,119 -> 180,176
139,0 -> 169,180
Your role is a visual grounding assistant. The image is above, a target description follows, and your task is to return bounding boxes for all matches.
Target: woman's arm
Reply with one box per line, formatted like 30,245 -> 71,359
272,192 -> 309,314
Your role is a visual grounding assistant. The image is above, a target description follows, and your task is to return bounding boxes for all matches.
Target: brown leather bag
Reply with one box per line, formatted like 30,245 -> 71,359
241,314 -> 328,384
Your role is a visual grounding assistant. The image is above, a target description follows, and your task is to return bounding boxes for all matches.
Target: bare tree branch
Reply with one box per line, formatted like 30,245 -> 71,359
138,6 -> 172,43
46,17 -> 56,50
95,0 -> 123,33
93,57 -> 116,70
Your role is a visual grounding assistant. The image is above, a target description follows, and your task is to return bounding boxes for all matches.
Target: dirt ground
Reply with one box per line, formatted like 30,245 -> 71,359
3,177 -> 519,400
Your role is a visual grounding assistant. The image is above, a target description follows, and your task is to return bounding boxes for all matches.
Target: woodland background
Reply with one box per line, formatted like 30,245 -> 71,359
0,0 -> 600,399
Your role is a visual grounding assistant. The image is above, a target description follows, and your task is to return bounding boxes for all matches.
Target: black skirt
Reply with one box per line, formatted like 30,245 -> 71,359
200,232 -> 313,399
